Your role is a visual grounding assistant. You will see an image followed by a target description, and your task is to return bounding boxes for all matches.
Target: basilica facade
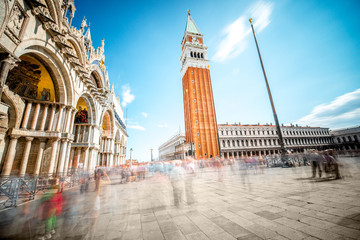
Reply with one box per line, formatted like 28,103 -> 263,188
0,0 -> 127,176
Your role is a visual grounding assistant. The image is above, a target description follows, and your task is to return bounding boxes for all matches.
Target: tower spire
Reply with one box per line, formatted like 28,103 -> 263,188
185,10 -> 201,35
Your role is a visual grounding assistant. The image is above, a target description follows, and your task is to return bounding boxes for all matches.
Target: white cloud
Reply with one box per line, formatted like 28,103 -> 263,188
212,1 -> 273,62
157,123 -> 169,128
128,125 -> 146,131
296,88 -> 360,129
121,84 -> 135,107
141,112 -> 148,118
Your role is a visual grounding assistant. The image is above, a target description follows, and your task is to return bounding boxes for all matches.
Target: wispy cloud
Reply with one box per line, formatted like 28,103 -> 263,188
141,112 -> 148,118
296,88 -> 360,129
121,84 -> 135,107
157,123 -> 169,128
128,125 -> 146,131
212,1 -> 273,62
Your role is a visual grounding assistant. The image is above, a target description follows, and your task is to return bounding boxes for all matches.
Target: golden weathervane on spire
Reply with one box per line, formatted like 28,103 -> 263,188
188,9 -> 191,14
249,18 -> 253,24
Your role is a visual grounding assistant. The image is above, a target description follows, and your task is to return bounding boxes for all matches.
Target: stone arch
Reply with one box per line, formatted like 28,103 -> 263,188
89,63 -> 105,89
14,41 -> 74,105
100,109 -> 114,137
74,93 -> 96,124
67,38 -> 85,65
0,0 -> 9,36
44,0 -> 61,26
7,54 -> 58,102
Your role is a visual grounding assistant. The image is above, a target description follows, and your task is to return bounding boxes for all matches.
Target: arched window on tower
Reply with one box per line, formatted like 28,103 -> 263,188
201,53 -> 204,58
190,52 -> 193,57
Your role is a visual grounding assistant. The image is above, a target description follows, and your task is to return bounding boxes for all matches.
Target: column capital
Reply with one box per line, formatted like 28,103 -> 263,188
25,137 -> 34,141
59,104 -> 66,110
10,135 -> 20,140
48,137 -> 60,144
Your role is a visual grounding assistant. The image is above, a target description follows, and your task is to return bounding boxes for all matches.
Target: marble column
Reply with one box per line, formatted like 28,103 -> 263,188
48,138 -> 59,175
39,104 -> 49,131
0,55 -> 17,99
55,105 -> 65,132
74,147 -> 81,168
63,107 -> 73,133
19,137 -> 34,176
82,147 -> 89,170
34,139 -> 47,175
21,102 -> 32,129
69,110 -> 76,133
1,136 -> 20,176
47,105 -> 56,131
63,142 -> 73,174
30,103 -> 41,130
56,139 -> 68,175
67,147 -> 75,172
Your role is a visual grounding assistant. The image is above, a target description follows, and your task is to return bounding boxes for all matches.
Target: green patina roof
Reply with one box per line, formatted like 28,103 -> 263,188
185,13 -> 201,35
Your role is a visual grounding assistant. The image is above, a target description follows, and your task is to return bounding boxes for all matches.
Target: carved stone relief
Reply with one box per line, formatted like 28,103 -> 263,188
5,2 -> 28,44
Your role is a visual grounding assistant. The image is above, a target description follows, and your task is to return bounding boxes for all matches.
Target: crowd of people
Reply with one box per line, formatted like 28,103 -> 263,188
3,149 -> 355,239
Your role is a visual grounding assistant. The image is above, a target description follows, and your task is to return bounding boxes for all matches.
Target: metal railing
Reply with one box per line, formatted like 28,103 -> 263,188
0,169 -> 92,209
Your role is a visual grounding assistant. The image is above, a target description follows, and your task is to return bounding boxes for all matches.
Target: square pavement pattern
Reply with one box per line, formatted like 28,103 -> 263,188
0,157 -> 360,240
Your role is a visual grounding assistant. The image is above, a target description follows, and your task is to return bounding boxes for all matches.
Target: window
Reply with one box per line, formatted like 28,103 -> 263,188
190,52 -> 193,57
195,109 -> 197,113
198,144 -> 201,148
201,53 -> 204,58
191,71 -> 194,74
194,99 -> 196,103
192,80 -> 194,83
196,120 -> 198,124
197,132 -> 199,136
221,131 -> 223,135
193,89 -> 195,93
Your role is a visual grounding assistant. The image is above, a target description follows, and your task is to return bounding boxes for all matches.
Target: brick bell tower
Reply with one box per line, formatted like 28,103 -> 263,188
180,10 -> 220,159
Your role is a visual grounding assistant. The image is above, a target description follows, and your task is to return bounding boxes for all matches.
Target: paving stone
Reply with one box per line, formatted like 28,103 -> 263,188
255,210 -> 282,220
120,229 -> 142,240
164,230 -> 187,240
211,216 -> 251,238
143,230 -> 164,240
209,231 -> 237,240
185,231 -> 210,240
178,223 -> 201,235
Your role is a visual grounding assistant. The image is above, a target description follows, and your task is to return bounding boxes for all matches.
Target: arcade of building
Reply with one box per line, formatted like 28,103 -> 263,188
0,0 -> 127,176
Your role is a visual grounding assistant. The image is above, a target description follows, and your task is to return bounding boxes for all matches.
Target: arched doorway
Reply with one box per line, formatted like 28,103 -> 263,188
1,53 -> 71,176
98,110 -> 114,166
69,94 -> 96,171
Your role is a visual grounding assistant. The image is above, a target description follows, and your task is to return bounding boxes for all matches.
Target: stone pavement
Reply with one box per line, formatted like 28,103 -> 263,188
1,157 -> 360,240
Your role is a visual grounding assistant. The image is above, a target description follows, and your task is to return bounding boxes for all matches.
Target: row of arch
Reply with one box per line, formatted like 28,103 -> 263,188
220,128 -> 330,137
222,137 -> 333,148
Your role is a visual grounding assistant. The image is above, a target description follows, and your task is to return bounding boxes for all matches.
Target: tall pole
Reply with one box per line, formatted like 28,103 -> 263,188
130,148 -> 133,167
249,18 -> 286,156
150,148 -> 153,162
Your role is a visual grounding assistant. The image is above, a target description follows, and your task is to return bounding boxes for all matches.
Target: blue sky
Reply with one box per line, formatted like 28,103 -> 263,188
73,0 -> 360,161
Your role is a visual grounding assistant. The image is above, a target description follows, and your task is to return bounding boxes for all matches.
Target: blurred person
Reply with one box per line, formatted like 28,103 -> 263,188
170,161 -> 186,207
80,170 -> 90,194
185,159 -> 196,205
36,185 -> 62,240
308,150 -> 322,178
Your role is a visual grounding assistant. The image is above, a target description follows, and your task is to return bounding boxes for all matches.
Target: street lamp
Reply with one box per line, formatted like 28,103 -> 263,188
130,148 -> 133,167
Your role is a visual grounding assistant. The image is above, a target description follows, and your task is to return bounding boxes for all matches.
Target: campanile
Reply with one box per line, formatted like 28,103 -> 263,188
180,11 -> 219,159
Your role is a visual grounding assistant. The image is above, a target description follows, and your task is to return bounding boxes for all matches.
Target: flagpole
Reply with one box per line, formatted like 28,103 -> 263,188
249,18 -> 286,156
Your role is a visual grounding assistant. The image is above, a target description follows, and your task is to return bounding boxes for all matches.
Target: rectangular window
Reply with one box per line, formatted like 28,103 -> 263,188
198,144 -> 201,148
